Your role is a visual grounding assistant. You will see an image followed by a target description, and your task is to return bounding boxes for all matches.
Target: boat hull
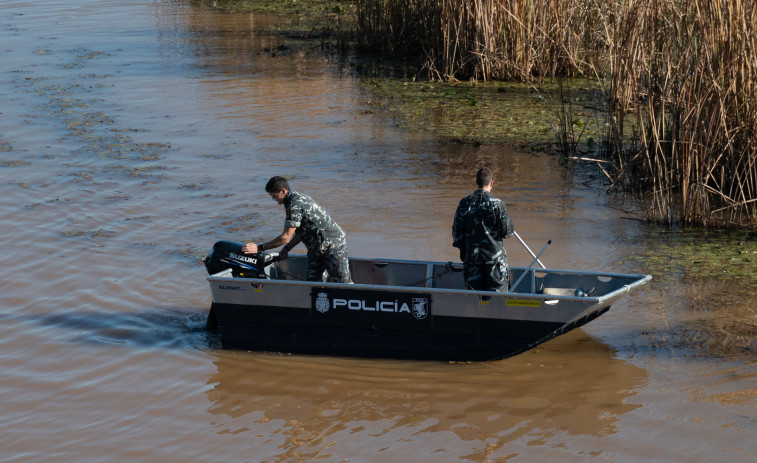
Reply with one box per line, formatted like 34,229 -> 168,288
204,252 -> 653,361
208,300 -> 609,361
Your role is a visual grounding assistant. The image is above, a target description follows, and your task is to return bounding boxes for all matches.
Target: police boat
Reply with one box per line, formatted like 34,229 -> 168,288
204,240 -> 651,361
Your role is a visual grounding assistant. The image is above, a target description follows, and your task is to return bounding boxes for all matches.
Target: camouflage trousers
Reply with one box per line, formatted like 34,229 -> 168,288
463,258 -> 508,292
306,245 -> 352,283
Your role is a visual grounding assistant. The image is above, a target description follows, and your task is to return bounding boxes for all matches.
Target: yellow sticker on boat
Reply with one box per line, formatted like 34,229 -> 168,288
506,299 -> 541,307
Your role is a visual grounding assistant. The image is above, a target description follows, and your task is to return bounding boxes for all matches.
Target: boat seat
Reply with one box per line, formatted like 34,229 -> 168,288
542,287 -> 576,296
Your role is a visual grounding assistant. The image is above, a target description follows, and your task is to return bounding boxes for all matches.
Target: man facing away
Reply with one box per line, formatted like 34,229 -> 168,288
452,167 -> 514,292
242,176 -> 352,283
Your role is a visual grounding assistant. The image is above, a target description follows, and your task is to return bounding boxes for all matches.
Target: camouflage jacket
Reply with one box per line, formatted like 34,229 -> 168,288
452,189 -> 513,264
284,190 -> 347,255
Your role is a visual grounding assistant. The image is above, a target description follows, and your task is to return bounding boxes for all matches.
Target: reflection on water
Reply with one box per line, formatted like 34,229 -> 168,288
206,333 -> 645,460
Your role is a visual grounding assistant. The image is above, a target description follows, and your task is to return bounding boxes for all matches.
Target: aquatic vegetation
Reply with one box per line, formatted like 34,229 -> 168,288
620,229 -> 757,361
19,56 -> 171,185
194,0 -> 355,53
622,229 -> 757,284
195,0 -> 353,17
1,160 -> 30,167
10,46 -> 177,248
360,77 -> 602,149
61,48 -> 110,70
0,137 -> 13,152
62,229 -> 116,238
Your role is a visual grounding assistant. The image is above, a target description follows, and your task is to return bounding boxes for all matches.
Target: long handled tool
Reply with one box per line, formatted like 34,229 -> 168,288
508,239 -> 551,293
513,231 -> 546,269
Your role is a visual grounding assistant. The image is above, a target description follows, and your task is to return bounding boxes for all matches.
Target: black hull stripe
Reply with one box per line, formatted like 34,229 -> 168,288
209,303 -> 611,361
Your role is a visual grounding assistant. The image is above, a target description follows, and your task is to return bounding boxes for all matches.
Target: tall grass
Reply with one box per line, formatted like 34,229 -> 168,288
356,0 -> 609,80
605,0 -> 757,227
356,0 -> 757,227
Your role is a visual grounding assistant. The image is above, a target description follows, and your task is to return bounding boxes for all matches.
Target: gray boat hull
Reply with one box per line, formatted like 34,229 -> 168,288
206,254 -> 650,361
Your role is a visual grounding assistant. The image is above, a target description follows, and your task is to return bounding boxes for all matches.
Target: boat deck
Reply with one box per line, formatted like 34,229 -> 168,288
266,254 -> 643,299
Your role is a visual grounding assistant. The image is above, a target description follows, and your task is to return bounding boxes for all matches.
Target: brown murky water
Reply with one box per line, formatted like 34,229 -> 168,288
1,1 -> 754,462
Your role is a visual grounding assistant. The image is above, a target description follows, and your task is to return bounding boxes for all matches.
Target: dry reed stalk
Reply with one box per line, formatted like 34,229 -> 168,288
586,0 -> 757,226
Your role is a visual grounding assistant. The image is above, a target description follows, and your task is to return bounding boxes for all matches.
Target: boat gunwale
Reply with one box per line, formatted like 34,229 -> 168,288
207,256 -> 652,304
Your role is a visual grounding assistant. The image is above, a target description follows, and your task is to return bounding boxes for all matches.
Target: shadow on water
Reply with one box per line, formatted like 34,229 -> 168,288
9,308 -> 219,351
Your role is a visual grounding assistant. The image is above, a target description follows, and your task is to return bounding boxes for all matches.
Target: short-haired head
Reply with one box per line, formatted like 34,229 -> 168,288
265,176 -> 290,193
476,167 -> 493,188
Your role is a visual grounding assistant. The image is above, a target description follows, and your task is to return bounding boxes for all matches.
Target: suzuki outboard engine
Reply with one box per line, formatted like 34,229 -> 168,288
204,240 -> 277,278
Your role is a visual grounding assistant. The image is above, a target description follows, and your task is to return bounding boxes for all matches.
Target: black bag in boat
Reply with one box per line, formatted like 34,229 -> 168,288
204,240 -> 277,278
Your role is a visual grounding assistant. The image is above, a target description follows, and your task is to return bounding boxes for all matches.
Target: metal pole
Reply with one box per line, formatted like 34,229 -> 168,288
509,240 -> 551,293
513,231 -> 546,269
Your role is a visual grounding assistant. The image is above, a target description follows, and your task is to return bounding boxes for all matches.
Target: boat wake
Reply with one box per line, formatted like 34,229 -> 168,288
12,308 -> 219,351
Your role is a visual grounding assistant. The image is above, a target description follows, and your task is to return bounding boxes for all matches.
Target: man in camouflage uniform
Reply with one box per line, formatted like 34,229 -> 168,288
452,168 -> 514,292
242,176 -> 352,283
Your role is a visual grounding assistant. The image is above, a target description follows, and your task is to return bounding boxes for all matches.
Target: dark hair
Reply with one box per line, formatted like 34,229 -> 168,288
265,176 -> 290,193
476,167 -> 493,188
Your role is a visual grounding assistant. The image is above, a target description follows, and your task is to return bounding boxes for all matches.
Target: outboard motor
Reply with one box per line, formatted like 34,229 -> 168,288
204,240 -> 277,278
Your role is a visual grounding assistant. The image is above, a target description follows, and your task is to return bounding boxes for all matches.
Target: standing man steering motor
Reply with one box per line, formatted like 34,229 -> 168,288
242,176 -> 352,283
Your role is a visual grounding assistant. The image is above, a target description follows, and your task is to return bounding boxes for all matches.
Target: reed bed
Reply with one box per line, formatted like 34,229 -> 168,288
356,0 -> 757,227
606,0 -> 757,227
356,0 -> 608,80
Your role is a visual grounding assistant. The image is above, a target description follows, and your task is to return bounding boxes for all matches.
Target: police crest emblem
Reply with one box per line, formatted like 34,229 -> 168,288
412,297 -> 429,320
315,292 -> 330,313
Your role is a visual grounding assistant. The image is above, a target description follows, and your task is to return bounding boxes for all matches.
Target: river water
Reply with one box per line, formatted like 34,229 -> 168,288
1,1 -> 754,462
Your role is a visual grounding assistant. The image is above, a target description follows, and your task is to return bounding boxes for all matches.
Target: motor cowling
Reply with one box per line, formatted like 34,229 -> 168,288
204,240 -> 277,278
